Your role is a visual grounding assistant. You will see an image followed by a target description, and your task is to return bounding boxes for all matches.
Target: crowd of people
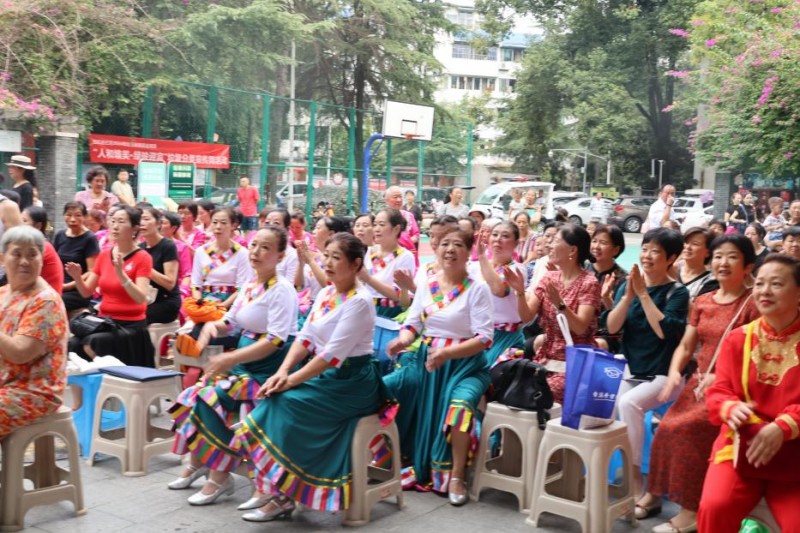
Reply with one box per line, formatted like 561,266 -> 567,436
1,165 -> 798,532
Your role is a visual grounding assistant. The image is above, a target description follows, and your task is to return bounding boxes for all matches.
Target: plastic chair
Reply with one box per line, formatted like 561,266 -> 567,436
342,415 -> 404,526
67,373 -> 126,457
471,402 -> 562,513
0,406 -> 86,531
147,320 -> 180,370
527,418 -> 636,533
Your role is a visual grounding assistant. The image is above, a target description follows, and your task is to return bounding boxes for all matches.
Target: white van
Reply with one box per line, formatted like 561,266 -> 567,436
471,181 -> 556,220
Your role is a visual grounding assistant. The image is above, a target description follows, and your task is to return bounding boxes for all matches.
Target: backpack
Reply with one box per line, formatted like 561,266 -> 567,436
490,358 -> 554,429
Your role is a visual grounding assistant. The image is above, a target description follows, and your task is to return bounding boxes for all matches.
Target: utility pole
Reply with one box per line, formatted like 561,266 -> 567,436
287,40 -> 296,212
658,160 -> 666,190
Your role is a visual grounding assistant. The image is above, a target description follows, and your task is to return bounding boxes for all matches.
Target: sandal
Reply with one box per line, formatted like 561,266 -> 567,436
634,502 -> 662,520
652,519 -> 697,533
242,496 -> 295,522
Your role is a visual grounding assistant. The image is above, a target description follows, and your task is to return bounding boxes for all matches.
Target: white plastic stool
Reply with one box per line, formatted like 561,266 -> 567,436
342,415 -> 404,526
172,344 -> 223,370
88,374 -> 182,476
470,402 -> 562,512
148,320 -> 180,370
747,498 -> 780,533
527,417 -> 636,533
0,406 -> 86,531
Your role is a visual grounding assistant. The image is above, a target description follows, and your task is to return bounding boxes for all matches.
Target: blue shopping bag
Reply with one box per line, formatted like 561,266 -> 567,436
373,316 -> 400,375
561,345 -> 626,430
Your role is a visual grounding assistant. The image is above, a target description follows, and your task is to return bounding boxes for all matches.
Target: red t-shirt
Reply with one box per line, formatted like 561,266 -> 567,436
41,241 -> 64,294
93,248 -> 153,321
237,186 -> 260,216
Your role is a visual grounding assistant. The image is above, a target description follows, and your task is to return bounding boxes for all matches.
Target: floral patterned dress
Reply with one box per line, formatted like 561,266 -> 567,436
0,284 -> 69,438
533,269 -> 601,402
648,290 -> 758,511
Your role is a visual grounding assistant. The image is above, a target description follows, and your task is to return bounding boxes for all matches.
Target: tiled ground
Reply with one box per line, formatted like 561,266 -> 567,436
16,404 -> 677,533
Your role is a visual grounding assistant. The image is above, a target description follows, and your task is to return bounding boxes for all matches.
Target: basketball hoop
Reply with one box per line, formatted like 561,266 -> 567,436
402,133 -> 422,141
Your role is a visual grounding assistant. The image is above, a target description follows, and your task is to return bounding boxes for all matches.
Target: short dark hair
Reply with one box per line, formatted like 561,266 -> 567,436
493,220 -> 520,242
177,201 -> 199,219
440,229 -> 475,250
267,208 -> 291,228
327,232 -> 366,271
559,223 -> 594,264
291,211 -> 306,224
0,189 -> 21,206
354,213 -> 375,225
114,205 -> 142,233
592,224 -> 625,259
759,254 -> 800,286
708,218 -> 727,230
86,166 -> 110,184
514,211 -> 531,223
141,206 -> 162,223
710,234 -> 756,266
163,211 -> 180,228
748,222 -> 766,240
23,206 -> 48,233
642,228 -> 684,264
683,227 -> 714,264
321,216 -> 352,234
459,216 -> 478,232
783,225 -> 800,241
212,206 -> 237,223
63,201 -> 88,216
431,215 -> 459,229
543,220 -> 563,232
196,199 -> 215,214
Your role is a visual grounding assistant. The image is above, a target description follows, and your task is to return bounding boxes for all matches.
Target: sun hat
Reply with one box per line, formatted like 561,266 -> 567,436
7,155 -> 36,170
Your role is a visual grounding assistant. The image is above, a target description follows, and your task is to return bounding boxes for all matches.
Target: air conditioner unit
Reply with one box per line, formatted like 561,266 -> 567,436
498,62 -> 509,71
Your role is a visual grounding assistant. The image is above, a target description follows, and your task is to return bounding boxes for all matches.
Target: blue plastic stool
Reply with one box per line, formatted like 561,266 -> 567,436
608,401 -> 674,483
67,373 -> 127,457
373,317 -> 400,376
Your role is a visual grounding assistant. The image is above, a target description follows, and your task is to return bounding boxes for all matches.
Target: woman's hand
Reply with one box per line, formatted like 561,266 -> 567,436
476,238 -> 486,259
694,372 -> 715,401
196,322 -> 219,352
658,368 -> 683,403
504,265 -> 526,295
726,401 -> 755,431
629,264 -> 647,297
601,273 -> 617,303
425,347 -> 449,372
204,353 -> 234,378
65,262 -> 83,280
746,422 -> 784,468
386,337 -> 409,357
544,281 -> 563,309
394,269 -> 415,292
295,240 -> 311,262
258,371 -> 290,398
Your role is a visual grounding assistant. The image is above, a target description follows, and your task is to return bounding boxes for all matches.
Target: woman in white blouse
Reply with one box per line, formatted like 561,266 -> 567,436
167,226 -> 298,508
190,206 -> 253,309
387,229 -> 494,506
239,233 -> 395,522
359,208 -> 417,317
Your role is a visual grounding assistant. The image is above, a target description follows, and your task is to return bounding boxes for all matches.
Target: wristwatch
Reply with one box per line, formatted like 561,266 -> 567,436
557,301 -> 567,311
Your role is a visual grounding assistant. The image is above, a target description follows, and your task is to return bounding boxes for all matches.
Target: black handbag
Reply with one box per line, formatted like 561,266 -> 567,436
69,312 -> 117,339
490,358 -> 554,429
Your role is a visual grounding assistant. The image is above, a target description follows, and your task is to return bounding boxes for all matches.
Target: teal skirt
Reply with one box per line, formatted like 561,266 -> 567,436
376,304 -> 403,319
242,355 -> 397,512
410,342 -> 490,492
169,335 -> 293,472
383,349 -> 423,458
484,328 -> 525,366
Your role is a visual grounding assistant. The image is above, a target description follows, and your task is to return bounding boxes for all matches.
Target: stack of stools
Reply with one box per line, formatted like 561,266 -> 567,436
87,366 -> 182,476
0,406 -> 86,531
342,414 -> 404,526
67,373 -> 126,457
147,320 -> 181,370
527,418 -> 636,532
470,402 -> 563,512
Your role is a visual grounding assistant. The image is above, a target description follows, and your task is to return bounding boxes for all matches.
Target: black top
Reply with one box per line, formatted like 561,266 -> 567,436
754,247 -> 770,270
14,182 -> 34,210
140,237 -> 180,302
406,204 -> 423,224
53,229 -> 100,283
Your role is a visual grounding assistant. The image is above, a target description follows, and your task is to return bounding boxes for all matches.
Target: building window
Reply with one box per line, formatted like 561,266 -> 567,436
447,9 -> 474,27
452,44 -> 471,59
451,44 -> 498,61
502,48 -> 513,62
450,76 -> 497,92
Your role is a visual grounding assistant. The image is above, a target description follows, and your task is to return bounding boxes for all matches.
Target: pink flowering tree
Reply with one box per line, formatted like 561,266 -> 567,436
685,0 -> 800,174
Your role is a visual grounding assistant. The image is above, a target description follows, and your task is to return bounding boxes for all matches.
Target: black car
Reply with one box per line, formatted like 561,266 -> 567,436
608,196 -> 657,233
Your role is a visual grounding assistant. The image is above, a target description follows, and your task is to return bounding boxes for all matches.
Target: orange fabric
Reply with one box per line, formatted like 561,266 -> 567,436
181,297 -> 225,323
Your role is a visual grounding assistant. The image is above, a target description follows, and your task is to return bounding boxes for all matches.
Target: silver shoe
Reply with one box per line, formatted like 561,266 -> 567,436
242,498 -> 295,522
187,476 -> 235,506
167,465 -> 209,490
448,477 -> 468,506
237,494 -> 273,511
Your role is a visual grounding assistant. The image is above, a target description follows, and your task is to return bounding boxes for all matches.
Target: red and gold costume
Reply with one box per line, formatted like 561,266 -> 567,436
698,316 -> 800,533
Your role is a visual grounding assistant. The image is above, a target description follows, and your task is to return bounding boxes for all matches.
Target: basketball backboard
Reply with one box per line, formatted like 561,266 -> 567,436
382,100 -> 434,142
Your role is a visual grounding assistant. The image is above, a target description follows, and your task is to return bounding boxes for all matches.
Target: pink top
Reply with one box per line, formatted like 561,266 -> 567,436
74,190 -> 119,213
177,226 -> 207,252
398,209 -> 420,265
237,186 -> 260,216
95,229 -> 114,251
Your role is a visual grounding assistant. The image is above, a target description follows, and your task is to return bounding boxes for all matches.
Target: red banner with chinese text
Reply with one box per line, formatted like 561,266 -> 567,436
88,134 -> 230,169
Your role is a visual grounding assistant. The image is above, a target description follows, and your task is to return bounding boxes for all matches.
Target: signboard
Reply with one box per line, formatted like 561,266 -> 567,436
0,130 -> 22,152
168,162 -> 195,199
137,161 -> 167,208
89,134 -> 230,169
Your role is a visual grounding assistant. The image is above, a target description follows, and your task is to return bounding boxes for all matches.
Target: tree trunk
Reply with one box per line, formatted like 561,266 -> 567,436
267,64 -> 288,204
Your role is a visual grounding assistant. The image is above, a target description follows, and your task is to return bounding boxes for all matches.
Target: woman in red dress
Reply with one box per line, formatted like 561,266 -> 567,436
637,235 -> 759,532
697,254 -> 800,532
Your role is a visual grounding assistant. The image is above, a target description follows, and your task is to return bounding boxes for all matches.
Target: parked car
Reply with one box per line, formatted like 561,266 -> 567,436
471,181 -> 556,220
552,191 -> 587,207
608,196 -> 657,233
193,185 -> 221,199
680,205 -> 715,233
561,197 -> 614,225
672,197 -> 709,225
194,187 -> 238,206
276,182 -> 310,208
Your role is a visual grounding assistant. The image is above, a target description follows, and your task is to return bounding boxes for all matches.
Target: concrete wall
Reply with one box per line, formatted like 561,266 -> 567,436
38,132 -> 79,232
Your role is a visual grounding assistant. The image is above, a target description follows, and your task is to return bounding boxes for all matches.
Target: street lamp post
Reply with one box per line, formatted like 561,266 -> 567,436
548,147 -> 612,194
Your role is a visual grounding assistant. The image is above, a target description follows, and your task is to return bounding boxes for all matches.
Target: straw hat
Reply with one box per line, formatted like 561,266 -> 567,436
7,155 -> 36,170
